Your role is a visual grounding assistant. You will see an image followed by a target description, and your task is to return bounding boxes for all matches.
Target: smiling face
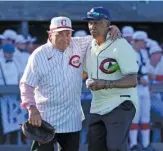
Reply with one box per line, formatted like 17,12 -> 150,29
49,30 -> 72,51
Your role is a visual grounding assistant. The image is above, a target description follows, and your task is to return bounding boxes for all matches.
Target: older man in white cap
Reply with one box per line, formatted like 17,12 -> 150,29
19,16 -> 120,151
130,31 -> 154,151
121,26 -> 134,44
15,34 -> 30,74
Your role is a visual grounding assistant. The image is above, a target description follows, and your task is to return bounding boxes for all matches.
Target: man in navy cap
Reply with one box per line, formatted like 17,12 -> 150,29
83,7 -> 138,151
2,43 -> 15,62
0,43 -> 22,145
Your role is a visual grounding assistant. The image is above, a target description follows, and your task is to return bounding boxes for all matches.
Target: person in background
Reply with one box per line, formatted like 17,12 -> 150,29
0,29 -> 17,45
73,30 -> 88,37
15,34 -> 30,74
148,45 -> 163,143
0,43 -> 21,144
121,26 -> 134,44
130,31 -> 154,151
26,34 -> 37,54
0,29 -> 17,58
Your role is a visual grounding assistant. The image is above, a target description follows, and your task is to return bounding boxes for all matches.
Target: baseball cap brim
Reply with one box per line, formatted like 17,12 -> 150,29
83,16 -> 100,21
83,16 -> 108,21
16,40 -> 28,44
123,33 -> 133,37
51,28 -> 74,32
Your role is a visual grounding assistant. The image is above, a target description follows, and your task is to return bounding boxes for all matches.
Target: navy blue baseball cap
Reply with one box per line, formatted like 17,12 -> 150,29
83,7 -> 111,21
2,43 -> 15,53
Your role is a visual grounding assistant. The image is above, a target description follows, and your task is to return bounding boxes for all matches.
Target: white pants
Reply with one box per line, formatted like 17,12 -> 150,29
132,85 -> 150,124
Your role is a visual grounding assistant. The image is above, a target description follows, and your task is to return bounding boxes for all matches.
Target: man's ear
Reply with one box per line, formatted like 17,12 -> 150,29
106,22 -> 110,29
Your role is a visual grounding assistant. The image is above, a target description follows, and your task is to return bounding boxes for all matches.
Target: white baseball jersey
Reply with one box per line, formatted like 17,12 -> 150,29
85,37 -> 138,115
20,36 -> 91,133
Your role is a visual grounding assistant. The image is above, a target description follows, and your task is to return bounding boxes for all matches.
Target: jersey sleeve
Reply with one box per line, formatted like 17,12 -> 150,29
114,39 -> 139,75
20,52 -> 40,87
73,36 -> 92,54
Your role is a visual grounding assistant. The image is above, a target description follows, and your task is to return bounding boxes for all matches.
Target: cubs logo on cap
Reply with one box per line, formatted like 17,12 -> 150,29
49,16 -> 74,32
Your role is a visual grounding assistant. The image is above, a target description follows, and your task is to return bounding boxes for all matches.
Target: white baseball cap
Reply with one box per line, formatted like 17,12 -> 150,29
26,34 -> 37,43
15,35 -> 28,43
49,16 -> 74,32
2,29 -> 17,40
74,30 -> 88,37
149,45 -> 162,55
122,26 -> 134,37
132,31 -> 148,41
0,34 -> 4,39
146,38 -> 158,48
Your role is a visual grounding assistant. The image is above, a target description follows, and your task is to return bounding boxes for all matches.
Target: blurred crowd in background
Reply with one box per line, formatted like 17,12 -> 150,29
0,25 -> 163,150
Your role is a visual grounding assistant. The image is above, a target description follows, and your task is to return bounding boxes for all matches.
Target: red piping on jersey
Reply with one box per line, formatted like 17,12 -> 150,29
155,75 -> 163,81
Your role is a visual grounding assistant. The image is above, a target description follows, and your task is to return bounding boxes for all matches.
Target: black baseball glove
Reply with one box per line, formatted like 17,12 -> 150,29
21,120 -> 55,144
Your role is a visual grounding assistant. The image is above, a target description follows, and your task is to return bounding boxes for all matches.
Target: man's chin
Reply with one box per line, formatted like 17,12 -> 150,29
60,45 -> 69,51
91,33 -> 98,38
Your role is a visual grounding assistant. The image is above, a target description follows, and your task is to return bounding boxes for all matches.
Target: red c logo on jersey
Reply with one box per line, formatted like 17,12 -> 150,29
69,55 -> 81,68
99,58 -> 119,74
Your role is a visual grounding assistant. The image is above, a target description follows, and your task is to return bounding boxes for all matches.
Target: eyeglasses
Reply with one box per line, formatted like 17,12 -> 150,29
87,12 -> 109,20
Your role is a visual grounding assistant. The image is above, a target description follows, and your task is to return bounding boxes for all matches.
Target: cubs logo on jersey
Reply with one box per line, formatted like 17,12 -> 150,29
69,55 -> 81,68
99,58 -> 120,74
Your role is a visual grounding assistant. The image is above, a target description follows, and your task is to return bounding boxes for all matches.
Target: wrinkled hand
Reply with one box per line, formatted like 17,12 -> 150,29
109,25 -> 122,40
86,78 -> 105,91
140,78 -> 148,86
28,106 -> 42,127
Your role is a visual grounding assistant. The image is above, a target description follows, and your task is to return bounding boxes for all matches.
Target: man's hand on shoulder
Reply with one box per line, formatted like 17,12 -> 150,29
109,25 -> 122,40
